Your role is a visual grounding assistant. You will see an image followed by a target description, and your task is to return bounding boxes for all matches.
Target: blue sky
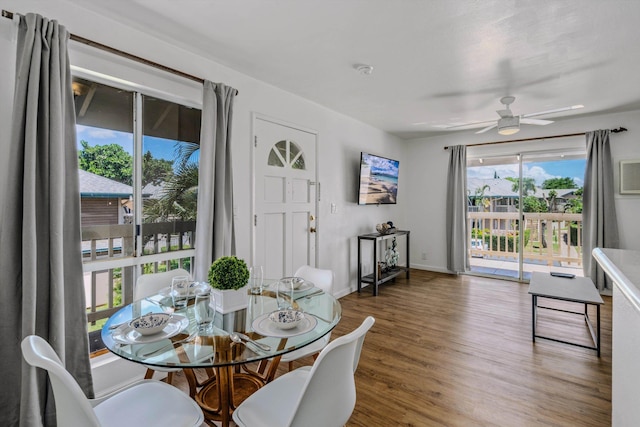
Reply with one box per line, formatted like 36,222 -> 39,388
76,125 -> 191,162
468,159 -> 586,187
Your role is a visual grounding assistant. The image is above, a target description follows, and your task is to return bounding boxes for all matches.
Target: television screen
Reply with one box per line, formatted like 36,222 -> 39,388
358,152 -> 399,205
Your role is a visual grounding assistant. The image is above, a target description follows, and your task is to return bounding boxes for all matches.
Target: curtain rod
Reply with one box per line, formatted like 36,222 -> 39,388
443,127 -> 627,150
1,9 -> 238,95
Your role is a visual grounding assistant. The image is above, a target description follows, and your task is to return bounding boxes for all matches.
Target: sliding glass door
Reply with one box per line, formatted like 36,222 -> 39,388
467,150 -> 585,280
520,152 -> 585,280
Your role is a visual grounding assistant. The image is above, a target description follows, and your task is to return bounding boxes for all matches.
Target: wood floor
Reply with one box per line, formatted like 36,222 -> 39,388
177,269 -> 612,426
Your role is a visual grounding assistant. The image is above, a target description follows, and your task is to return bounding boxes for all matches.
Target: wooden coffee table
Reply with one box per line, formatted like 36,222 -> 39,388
528,272 -> 604,356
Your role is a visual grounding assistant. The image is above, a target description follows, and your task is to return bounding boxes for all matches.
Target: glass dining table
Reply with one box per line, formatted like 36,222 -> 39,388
101,281 -> 341,427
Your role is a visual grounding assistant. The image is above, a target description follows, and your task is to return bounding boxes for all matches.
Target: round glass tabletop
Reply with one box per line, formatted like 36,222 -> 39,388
101,285 -> 341,369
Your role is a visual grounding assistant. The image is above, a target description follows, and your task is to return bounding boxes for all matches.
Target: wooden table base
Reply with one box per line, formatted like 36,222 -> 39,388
195,368 -> 263,426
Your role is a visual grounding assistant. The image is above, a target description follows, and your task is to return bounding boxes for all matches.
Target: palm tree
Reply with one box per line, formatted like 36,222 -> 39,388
509,177 -> 537,196
143,141 -> 199,223
468,184 -> 491,211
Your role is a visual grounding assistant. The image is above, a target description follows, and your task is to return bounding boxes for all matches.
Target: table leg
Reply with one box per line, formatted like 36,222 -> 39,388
197,365 -> 263,427
357,238 -> 362,293
220,366 -> 232,427
532,295 -> 536,342
373,240 -> 378,296
597,304 -> 601,357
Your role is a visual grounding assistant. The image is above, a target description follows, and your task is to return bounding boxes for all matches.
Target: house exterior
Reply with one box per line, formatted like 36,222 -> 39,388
79,169 -> 133,226
467,177 -> 579,213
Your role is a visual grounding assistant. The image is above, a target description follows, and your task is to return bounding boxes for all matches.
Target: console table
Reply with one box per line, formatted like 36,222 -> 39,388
357,230 -> 410,296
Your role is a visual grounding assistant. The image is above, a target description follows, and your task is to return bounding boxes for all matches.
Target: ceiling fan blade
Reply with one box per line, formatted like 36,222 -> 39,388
520,118 -> 554,126
432,120 -> 496,130
522,104 -> 584,118
475,123 -> 498,134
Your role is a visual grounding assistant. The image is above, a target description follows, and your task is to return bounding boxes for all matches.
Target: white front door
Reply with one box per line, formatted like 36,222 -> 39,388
253,116 -> 317,279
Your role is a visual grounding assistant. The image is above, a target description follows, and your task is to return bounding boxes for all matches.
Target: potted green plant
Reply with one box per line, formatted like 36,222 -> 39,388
207,256 -> 250,313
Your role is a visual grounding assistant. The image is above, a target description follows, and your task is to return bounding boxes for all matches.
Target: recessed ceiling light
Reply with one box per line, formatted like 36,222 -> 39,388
354,64 -> 374,75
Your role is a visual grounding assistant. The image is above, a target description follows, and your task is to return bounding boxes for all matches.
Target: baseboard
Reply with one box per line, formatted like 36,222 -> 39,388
409,263 -> 451,274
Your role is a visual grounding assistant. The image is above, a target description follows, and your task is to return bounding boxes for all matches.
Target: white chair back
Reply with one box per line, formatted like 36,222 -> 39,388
22,335 -> 204,427
21,335 -> 102,426
293,265 -> 333,294
289,316 -> 375,427
134,268 -> 191,300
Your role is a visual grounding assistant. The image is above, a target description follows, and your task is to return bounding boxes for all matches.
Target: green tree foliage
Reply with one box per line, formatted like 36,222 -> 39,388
143,141 -> 200,222
78,139 -> 199,223
507,177 -> 537,196
468,184 -> 491,211
564,198 -> 583,214
522,195 -> 547,213
78,140 -> 132,185
142,150 -> 173,186
541,177 -> 577,189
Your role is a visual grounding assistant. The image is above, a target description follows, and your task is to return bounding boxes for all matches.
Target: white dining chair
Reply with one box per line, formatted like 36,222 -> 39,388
21,335 -> 204,427
134,268 -> 190,385
280,265 -> 334,371
232,316 -> 375,427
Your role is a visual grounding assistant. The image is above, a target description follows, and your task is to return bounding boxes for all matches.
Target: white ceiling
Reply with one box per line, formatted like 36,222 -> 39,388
71,0 -> 640,140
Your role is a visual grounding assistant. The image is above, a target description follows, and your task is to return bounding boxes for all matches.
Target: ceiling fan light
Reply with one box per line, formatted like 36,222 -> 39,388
497,116 -> 520,135
498,126 -> 520,135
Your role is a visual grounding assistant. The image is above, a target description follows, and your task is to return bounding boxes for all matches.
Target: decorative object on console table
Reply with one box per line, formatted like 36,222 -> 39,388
377,262 -> 385,277
375,220 -> 397,235
207,256 -> 250,313
385,237 -> 399,270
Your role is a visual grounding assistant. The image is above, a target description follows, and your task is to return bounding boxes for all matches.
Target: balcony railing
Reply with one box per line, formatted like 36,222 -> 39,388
82,221 -> 196,352
467,211 -> 583,268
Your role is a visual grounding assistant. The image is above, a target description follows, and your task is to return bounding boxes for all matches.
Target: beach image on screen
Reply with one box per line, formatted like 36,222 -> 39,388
359,153 -> 399,204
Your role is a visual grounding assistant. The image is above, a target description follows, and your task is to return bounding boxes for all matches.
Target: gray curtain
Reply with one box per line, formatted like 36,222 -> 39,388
446,145 -> 469,273
583,129 -> 620,292
194,80 -> 237,281
0,13 -> 93,426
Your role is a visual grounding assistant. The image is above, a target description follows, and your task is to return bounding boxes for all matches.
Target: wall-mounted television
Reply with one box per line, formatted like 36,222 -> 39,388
358,152 -> 399,205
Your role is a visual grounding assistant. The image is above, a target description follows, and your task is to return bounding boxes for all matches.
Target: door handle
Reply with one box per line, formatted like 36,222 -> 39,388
309,227 -> 316,233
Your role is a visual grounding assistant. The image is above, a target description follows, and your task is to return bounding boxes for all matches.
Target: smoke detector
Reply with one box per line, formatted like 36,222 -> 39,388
354,64 -> 374,75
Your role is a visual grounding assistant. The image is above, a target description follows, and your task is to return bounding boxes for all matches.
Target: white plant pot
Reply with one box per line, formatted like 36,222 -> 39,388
210,286 -> 248,314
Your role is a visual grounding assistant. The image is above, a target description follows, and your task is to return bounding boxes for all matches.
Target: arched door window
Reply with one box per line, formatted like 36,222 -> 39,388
268,140 -> 306,170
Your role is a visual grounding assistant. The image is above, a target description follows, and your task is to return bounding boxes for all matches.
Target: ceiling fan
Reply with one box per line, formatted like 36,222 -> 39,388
435,96 -> 584,135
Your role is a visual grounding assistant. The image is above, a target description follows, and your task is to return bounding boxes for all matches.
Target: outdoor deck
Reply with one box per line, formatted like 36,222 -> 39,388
468,211 -> 583,279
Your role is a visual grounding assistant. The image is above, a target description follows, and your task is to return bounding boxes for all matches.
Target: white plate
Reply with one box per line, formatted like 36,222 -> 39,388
270,279 -> 315,293
251,312 -> 318,338
111,315 -> 189,344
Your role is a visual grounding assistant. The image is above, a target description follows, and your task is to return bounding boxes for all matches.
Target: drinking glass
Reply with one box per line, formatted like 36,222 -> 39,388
249,265 -> 264,295
171,275 -> 190,310
276,277 -> 295,310
194,290 -> 216,333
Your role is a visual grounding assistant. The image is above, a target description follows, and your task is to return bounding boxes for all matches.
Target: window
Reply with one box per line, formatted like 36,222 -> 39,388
75,76 -> 202,352
268,140 -> 306,170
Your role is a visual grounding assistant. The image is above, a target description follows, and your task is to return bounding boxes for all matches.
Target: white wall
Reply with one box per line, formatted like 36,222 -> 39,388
4,2 -> 639,286
405,109 -> 640,272
0,1 -> 407,297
